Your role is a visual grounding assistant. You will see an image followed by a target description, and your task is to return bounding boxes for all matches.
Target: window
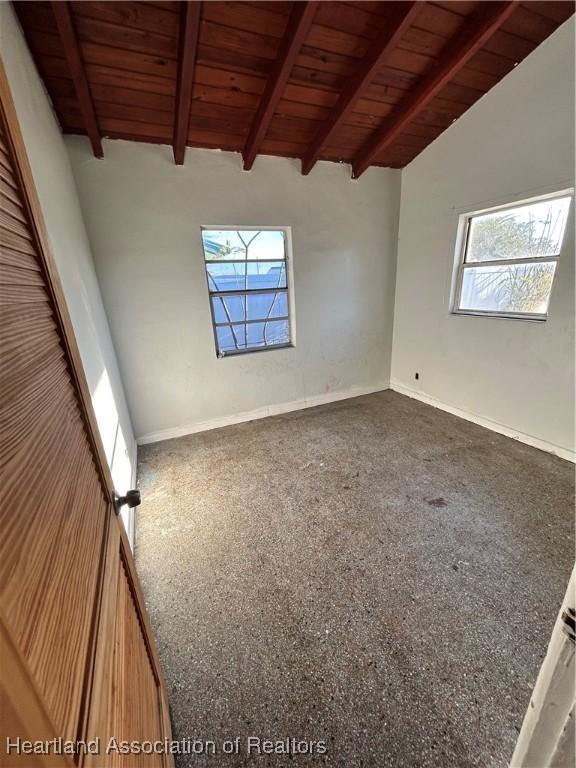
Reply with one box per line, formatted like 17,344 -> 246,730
201,228 -> 293,357
453,192 -> 572,319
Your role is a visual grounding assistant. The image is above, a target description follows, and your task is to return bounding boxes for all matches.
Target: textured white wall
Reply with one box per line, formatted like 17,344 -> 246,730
65,139 -> 400,442
391,18 -> 575,459
2,5 -> 137,497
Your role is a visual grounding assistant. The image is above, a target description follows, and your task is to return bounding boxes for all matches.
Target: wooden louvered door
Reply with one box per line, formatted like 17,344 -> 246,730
0,61 -> 172,768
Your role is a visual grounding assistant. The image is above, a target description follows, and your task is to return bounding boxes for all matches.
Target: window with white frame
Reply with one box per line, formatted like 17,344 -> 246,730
201,228 -> 292,357
453,192 -> 572,319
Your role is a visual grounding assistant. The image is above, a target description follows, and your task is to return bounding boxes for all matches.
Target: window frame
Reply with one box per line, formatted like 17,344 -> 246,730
452,190 -> 573,322
201,225 -> 295,358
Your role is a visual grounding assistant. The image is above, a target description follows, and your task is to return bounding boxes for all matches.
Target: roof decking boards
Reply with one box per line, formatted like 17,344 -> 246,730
14,1 -> 575,173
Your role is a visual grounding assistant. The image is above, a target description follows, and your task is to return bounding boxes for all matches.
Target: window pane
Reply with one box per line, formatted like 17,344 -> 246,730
206,262 -> 286,292
215,324 -> 240,353
211,292 -> 288,324
466,196 -> 571,262
247,291 -> 288,321
244,320 -> 290,348
216,319 -> 290,354
206,262 -> 244,292
202,230 -> 285,261
459,262 -> 556,314
211,295 -> 245,324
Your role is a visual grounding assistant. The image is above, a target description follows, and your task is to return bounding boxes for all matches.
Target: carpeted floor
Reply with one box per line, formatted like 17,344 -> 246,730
136,391 -> 574,768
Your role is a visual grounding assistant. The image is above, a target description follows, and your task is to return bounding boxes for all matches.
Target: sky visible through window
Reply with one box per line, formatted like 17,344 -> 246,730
203,230 -> 285,261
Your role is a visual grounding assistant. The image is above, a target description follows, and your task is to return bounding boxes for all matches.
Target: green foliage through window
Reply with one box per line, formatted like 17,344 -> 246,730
456,194 -> 572,317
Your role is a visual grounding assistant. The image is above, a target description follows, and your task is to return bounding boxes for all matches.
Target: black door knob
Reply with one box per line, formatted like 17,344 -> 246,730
115,489 -> 141,510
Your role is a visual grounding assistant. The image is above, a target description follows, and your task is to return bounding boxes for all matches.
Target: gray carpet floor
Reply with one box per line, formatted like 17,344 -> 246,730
136,391 -> 574,768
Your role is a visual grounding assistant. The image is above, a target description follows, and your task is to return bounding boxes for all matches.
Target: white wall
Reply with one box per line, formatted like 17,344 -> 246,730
65,139 -> 400,442
391,18 -> 575,461
1,5 -> 137,500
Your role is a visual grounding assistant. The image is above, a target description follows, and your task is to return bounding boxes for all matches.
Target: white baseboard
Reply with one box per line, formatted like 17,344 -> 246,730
137,382 -> 390,446
390,379 -> 575,463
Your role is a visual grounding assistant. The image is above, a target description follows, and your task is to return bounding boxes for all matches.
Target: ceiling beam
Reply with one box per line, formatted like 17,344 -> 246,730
351,0 -> 518,178
173,1 -> 202,165
301,2 -> 421,176
243,1 -> 319,171
51,1 -> 102,158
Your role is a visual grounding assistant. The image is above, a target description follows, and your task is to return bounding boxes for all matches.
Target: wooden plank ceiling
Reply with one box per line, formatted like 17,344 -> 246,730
13,0 -> 575,176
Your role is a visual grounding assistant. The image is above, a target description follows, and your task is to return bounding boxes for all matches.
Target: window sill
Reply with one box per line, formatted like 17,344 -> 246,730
451,310 -> 547,322
217,342 -> 294,359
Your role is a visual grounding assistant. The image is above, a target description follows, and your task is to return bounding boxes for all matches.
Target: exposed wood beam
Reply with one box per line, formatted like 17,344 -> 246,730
301,2 -> 421,176
173,1 -> 202,165
243,1 -> 319,171
352,0 -> 518,178
51,1 -> 102,158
